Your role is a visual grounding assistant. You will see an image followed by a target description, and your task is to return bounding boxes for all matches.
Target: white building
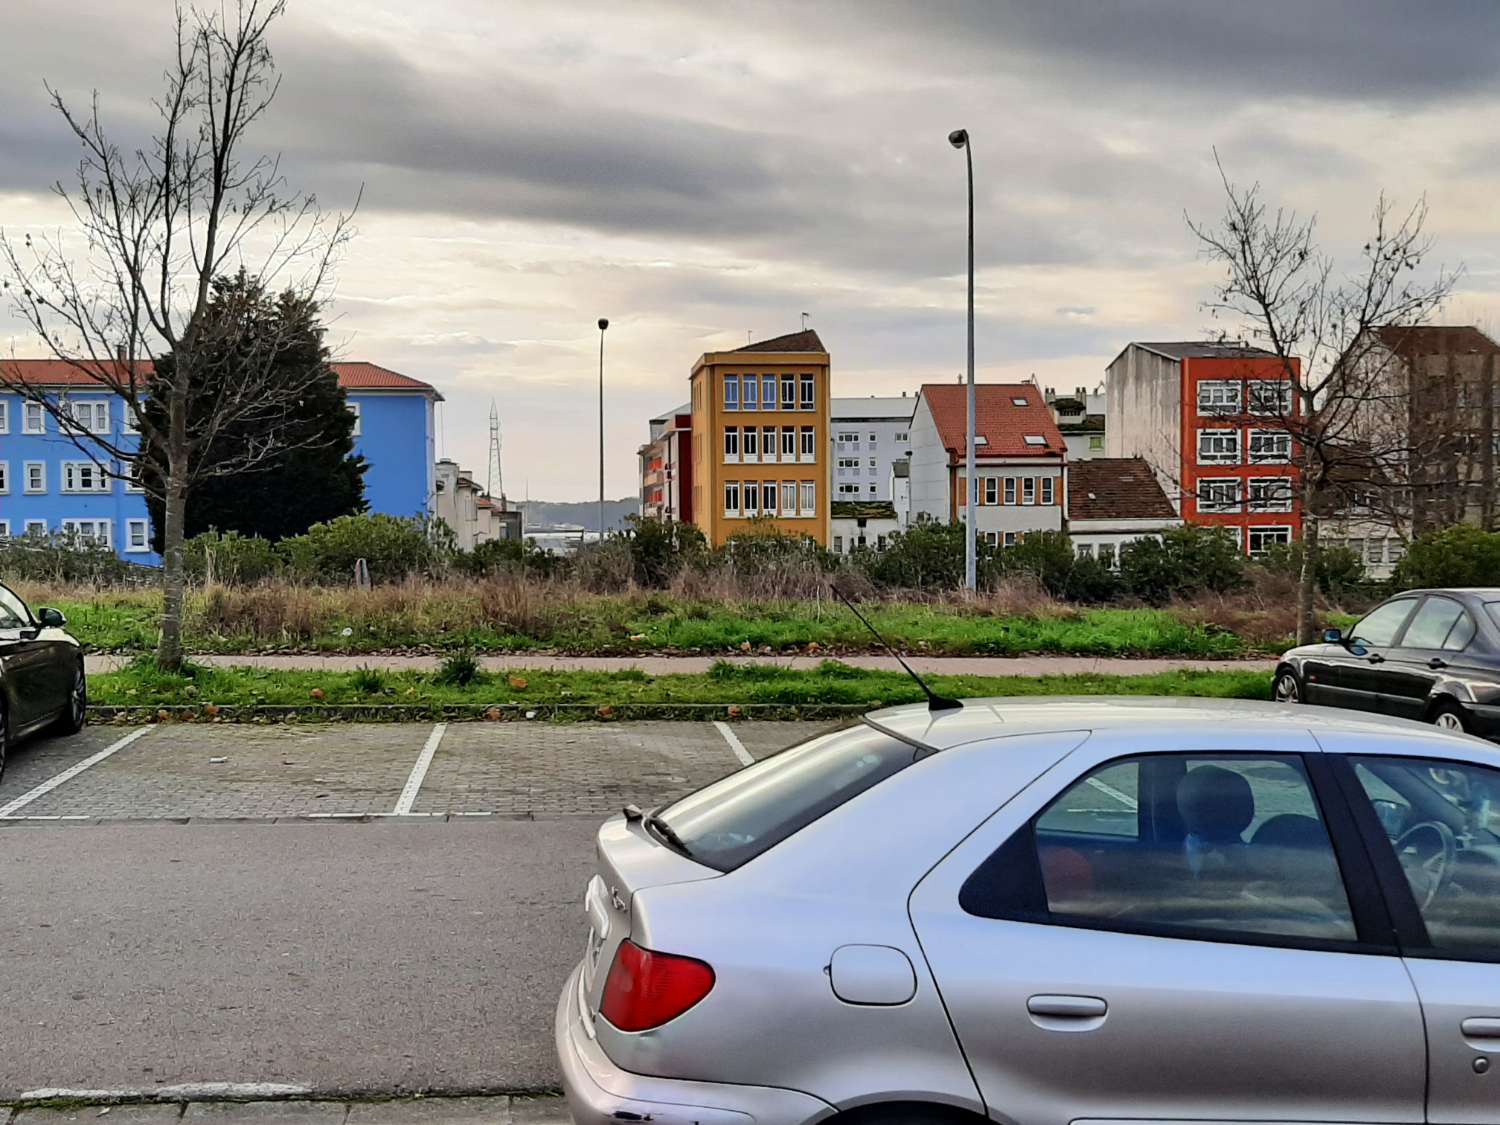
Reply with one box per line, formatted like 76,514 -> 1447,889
1066,457 -> 1182,564
831,395 -> 916,503
908,383 -> 1068,547
830,500 -> 901,555
435,459 -> 522,550
1045,383 -> 1107,460
890,458 -> 911,528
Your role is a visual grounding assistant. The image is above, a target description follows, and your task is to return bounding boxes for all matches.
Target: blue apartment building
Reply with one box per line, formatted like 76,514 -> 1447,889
0,360 -> 440,563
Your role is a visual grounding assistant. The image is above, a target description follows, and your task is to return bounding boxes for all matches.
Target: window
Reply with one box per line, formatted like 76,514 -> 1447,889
1011,396 -> 1028,406
780,427 -> 796,460
894,432 -> 908,443
743,373 -> 759,410
1197,429 -> 1240,464
0,582 -> 28,627
1367,538 -> 1386,565
62,461 -> 111,493
723,428 -> 740,463
984,477 -> 998,505
781,481 -> 797,515
1350,757 -> 1500,958
723,481 -> 741,516
1003,531 -> 1018,547
1249,380 -> 1293,416
1022,478 -> 1036,505
1247,525 -> 1292,556
762,482 -> 778,514
867,483 -> 877,495
1197,380 -> 1241,415
838,482 -> 861,496
24,520 -> 47,537
0,401 -> 8,433
349,401 -> 362,437
762,375 -> 777,410
1023,434 -> 1046,446
723,374 -> 739,411
973,435 -> 988,447
1040,477 -> 1055,505
1349,598 -> 1417,648
961,754 -> 1355,943
1247,477 -> 1293,512
24,402 -> 45,433
984,531 -> 999,547
799,374 -> 815,411
62,519 -> 111,546
67,399 -> 110,434
1088,434 -> 1104,451
837,431 -> 859,445
125,462 -> 145,494
799,427 -> 815,462
837,457 -> 859,472
867,457 -> 877,469
1076,543 -> 1094,558
743,426 -> 759,462
762,426 -> 777,462
799,481 -> 815,516
868,432 -> 878,443
832,536 -> 843,554
125,519 -> 150,553
781,374 -> 796,409
1198,478 -> 1242,513
0,521 -> 8,539
1401,597 -> 1473,651
1249,429 -> 1292,464
1004,477 -> 1017,505
24,462 -> 45,493
744,480 -> 760,516
1098,543 -> 1116,568
0,462 -> 7,494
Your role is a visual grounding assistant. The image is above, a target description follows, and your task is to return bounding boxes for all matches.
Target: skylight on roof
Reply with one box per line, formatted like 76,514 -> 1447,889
973,436 -> 988,445
1023,434 -> 1046,445
1011,396 -> 1028,406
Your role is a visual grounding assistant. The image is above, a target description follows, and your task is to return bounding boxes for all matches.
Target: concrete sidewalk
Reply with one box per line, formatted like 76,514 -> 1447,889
86,652 -> 1274,677
4,1097 -> 565,1125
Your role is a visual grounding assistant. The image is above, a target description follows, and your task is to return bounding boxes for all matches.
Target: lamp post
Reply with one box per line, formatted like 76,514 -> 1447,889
949,128 -> 976,592
597,317 -> 609,544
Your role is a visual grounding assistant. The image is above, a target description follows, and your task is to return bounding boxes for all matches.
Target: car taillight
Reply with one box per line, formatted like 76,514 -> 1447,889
599,939 -> 715,1031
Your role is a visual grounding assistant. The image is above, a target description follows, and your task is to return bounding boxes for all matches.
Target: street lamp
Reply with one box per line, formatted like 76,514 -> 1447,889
597,317 -> 609,544
949,128 -> 977,592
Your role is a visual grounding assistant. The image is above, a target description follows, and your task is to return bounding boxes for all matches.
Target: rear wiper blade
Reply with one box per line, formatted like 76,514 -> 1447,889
645,812 -> 693,857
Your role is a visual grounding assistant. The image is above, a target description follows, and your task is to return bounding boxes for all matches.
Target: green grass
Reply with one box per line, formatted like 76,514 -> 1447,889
88,658 -> 1272,715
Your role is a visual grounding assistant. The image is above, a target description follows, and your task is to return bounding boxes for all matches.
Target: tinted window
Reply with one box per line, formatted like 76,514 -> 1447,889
966,754 -> 1356,943
655,724 -> 918,872
1351,757 -> 1500,959
1350,598 -> 1417,648
1402,597 -> 1468,650
1487,602 -> 1500,633
0,585 -> 29,629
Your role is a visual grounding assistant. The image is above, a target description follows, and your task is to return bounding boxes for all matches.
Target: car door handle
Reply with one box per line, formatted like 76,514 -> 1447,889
1367,654 -> 1385,664
1429,658 -> 1448,669
1461,1018 -> 1500,1041
1027,995 -> 1108,1019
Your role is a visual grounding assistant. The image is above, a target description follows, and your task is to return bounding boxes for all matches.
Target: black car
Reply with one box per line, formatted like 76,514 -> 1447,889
0,580 -> 87,779
1275,587 -> 1500,737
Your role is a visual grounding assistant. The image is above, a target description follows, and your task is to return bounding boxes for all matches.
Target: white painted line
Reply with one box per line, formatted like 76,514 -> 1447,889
0,727 -> 152,819
392,722 -> 447,815
713,720 -> 755,767
1087,775 -> 1138,810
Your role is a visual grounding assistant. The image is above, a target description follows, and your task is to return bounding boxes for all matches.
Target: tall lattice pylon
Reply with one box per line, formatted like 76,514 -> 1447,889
486,400 -> 504,501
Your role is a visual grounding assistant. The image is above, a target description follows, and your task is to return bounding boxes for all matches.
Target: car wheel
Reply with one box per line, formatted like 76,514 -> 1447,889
1430,699 -> 1471,734
54,662 -> 87,735
1274,668 -> 1302,704
0,701 -> 8,783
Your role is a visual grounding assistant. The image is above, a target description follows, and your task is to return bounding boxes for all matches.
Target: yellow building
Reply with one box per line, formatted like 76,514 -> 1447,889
689,329 -> 832,547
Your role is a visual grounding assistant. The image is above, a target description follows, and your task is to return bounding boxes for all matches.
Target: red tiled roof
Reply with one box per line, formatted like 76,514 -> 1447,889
1374,325 -> 1500,360
918,382 -> 1067,460
1067,458 -> 1177,521
0,358 -> 438,394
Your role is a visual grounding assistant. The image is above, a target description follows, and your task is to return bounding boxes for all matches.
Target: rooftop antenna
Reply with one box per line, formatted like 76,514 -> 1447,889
829,584 -> 961,712
747,330 -> 753,345
486,400 -> 504,500
801,312 -> 809,331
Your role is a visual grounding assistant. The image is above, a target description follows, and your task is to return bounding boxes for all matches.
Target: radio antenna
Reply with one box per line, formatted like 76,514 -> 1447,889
829,584 -> 961,713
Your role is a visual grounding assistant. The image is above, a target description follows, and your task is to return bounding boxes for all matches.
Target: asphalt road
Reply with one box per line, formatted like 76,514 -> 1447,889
0,818 -> 595,1100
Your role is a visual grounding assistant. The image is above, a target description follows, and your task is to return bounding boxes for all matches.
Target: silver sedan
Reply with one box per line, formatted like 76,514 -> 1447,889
557,697 -> 1500,1124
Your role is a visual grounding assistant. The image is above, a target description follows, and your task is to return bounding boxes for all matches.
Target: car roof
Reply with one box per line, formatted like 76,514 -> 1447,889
865,695 -> 1478,751
1391,588 -> 1500,600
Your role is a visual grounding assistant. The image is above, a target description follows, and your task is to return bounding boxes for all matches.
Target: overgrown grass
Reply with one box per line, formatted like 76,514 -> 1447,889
88,657 -> 1272,713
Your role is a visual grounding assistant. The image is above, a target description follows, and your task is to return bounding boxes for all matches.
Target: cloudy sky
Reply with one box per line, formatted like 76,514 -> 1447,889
3,0 -> 1498,500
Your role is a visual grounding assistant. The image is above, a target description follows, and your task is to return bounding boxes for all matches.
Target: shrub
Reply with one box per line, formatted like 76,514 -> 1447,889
434,647 -> 485,687
351,665 -> 388,694
622,516 -> 707,587
455,537 -> 561,580
572,537 -> 636,594
856,521 -> 989,591
185,531 -> 283,584
279,514 -> 443,584
0,532 -> 135,585
991,531 -> 1077,597
1062,554 -> 1123,603
1256,541 -> 1367,597
1120,526 -> 1246,604
1393,526 -> 1500,590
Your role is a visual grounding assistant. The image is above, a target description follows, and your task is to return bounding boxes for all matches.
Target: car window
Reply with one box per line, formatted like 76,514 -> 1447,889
1401,597 -> 1469,650
1350,757 -> 1500,959
1487,602 -> 1500,633
1350,598 -> 1417,648
965,754 -> 1357,944
654,723 -> 918,872
1445,612 -> 1477,652
0,585 -> 30,629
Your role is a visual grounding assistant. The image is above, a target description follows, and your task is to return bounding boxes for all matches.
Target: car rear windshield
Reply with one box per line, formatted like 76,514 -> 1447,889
652,723 -> 920,872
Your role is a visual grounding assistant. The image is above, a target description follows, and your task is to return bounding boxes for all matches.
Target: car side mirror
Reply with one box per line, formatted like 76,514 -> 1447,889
37,607 -> 67,628
1323,627 -> 1344,645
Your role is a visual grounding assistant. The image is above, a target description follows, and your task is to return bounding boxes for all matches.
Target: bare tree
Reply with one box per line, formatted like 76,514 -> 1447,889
0,0 -> 354,670
1187,160 -> 1457,642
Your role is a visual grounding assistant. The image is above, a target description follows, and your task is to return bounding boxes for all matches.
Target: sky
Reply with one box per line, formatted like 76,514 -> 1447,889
3,0 -> 1499,501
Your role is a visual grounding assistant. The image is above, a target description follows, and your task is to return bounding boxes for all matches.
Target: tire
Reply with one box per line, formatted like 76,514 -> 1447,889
1430,699 -> 1471,734
0,700 -> 8,784
1274,667 -> 1302,704
52,662 -> 87,736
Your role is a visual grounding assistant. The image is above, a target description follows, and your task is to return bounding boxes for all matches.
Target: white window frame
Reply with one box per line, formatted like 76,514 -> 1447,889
1004,477 -> 1017,505
781,375 -> 796,410
24,519 -> 47,537
0,400 -> 8,434
0,520 -> 8,538
743,426 -> 759,463
799,480 -> 816,517
723,374 -> 739,412
1041,477 -> 1055,505
837,432 -> 858,444
723,428 -> 740,464
349,401 -> 362,437
1248,429 -> 1292,464
894,431 -> 908,443
1003,531 -> 1018,548
743,479 -> 760,516
1197,477 -> 1243,513
762,481 -> 778,515
762,426 -> 777,463
1248,380 -> 1293,416
742,373 -> 760,411
984,477 -> 998,505
0,461 -> 8,494
1197,428 -> 1241,465
1247,525 -> 1293,556
62,518 -> 112,547
761,375 -> 777,410
1023,434 -> 1046,447
1022,478 -> 1036,505
125,518 -> 151,553
799,374 -> 815,411
838,482 -> 861,496
723,480 -> 741,517
780,427 -> 796,460
67,399 -> 110,435
1197,380 -> 1242,416
799,426 -> 815,463
781,481 -> 797,515
23,401 -> 45,434
62,460 -> 112,494
24,461 -> 45,494
1247,476 -> 1294,513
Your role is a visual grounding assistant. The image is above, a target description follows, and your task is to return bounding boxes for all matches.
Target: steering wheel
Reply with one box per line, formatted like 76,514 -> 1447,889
1393,820 -> 1458,909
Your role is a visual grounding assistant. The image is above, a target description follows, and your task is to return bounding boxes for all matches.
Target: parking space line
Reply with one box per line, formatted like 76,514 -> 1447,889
0,727 -> 153,818
1087,775 -> 1138,810
712,721 -> 755,767
392,722 -> 448,815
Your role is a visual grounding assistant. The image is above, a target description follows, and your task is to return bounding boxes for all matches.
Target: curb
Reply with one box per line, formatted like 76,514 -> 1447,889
85,702 -> 874,724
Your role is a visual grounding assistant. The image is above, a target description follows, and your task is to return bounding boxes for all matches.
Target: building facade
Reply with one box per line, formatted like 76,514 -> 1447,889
688,329 -> 831,547
830,395 -> 916,502
908,382 -> 1068,547
1045,384 -> 1107,460
0,359 -> 441,562
1066,457 -> 1181,564
830,500 -> 900,555
1105,342 -> 1301,556
638,403 -> 693,524
434,459 -> 522,549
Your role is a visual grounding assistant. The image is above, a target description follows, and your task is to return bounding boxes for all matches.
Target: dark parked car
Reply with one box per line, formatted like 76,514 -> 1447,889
0,580 -> 86,778
1276,588 -> 1500,737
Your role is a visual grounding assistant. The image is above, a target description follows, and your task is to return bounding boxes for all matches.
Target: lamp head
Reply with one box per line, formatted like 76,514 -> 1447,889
598,318 -> 609,331
948,129 -> 969,149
